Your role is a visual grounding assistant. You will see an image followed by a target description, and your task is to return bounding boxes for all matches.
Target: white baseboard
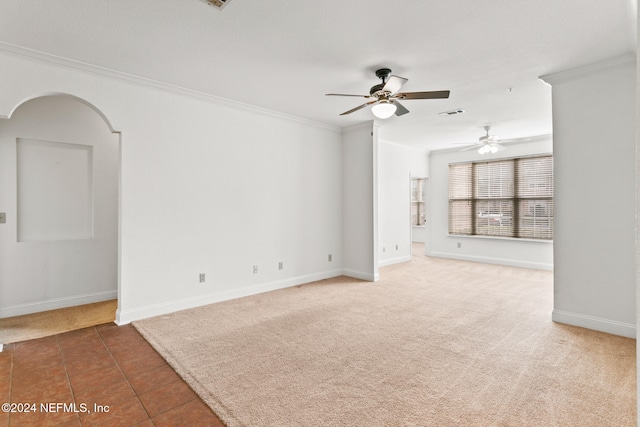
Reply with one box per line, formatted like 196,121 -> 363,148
552,309 -> 636,338
117,269 -> 344,325
0,290 -> 117,319
378,255 -> 412,267
426,250 -> 553,271
342,268 -> 378,282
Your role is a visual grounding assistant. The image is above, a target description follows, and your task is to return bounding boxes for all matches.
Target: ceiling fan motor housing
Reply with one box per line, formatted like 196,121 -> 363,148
369,83 -> 384,95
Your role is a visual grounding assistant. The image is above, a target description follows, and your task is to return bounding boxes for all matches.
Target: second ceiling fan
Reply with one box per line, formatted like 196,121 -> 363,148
459,126 -> 505,154
326,68 -> 450,119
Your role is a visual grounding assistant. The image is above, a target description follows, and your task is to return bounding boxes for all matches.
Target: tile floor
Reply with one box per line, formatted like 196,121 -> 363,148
0,323 -> 225,426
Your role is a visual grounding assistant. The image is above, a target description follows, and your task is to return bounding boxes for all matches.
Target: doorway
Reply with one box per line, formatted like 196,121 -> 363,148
0,95 -> 119,330
411,177 -> 427,257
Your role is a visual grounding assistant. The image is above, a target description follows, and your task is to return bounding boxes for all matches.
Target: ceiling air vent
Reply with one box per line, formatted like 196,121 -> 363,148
201,0 -> 231,9
439,108 -> 465,117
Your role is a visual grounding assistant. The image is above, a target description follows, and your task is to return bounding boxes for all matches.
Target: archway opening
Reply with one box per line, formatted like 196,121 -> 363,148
0,94 -> 120,343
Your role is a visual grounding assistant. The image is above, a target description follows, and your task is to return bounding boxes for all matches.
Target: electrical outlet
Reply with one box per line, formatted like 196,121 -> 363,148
199,273 -> 206,283
278,262 -> 283,270
382,247 -> 386,252
395,245 -> 398,250
253,266 -> 258,274
0,213 -> 5,224
457,242 -> 462,248
328,254 -> 332,262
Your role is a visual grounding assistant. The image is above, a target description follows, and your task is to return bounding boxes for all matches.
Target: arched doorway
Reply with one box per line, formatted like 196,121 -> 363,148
0,94 -> 119,342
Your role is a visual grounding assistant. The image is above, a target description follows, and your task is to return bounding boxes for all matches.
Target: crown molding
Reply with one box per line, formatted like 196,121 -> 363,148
0,42 -> 340,133
430,133 -> 553,155
539,54 -> 636,86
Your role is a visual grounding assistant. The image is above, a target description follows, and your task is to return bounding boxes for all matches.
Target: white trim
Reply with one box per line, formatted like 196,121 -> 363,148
429,134 -> 552,155
342,268 -> 379,282
0,42 -> 339,133
0,290 -> 117,319
552,309 -> 636,339
540,54 -> 636,86
426,250 -> 553,271
379,255 -> 412,267
447,150 -> 554,166
116,270 -> 343,325
449,234 -> 553,244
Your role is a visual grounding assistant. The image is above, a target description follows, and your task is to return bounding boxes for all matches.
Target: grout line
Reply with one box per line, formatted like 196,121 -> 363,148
5,323 -> 221,426
99,325 -> 208,422
55,333 -> 82,425
6,344 -> 13,427
97,325 -> 154,423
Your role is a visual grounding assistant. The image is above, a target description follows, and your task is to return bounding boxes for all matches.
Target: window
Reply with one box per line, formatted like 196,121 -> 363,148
448,155 -> 553,240
411,178 -> 426,226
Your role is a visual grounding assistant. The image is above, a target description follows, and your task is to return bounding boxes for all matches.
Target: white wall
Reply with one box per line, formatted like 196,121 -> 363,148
0,96 -> 119,317
542,55 -> 636,338
342,122 -> 378,280
0,50 -> 344,324
427,137 -> 554,270
377,141 -> 428,265
411,227 -> 427,244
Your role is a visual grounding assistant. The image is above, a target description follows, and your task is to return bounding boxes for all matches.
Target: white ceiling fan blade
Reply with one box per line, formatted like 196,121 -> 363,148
382,75 -> 408,95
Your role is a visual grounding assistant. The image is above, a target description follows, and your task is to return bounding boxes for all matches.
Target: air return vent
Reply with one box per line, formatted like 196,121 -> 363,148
201,0 -> 231,9
438,108 -> 465,117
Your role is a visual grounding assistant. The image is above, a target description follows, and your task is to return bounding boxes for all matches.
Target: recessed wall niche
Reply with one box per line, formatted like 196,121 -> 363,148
16,138 -> 93,242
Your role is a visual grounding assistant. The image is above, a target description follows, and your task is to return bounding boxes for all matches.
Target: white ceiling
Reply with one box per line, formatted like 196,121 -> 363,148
0,0 -> 636,150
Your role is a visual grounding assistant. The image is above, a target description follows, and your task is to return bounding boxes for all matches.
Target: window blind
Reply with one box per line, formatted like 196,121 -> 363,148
448,155 -> 553,240
516,156 -> 553,239
448,163 -> 472,235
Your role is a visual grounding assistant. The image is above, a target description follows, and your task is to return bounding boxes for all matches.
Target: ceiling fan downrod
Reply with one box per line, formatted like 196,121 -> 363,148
369,68 -> 392,96
375,68 -> 392,84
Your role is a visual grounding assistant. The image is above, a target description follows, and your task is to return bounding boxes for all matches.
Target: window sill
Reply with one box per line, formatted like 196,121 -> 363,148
448,234 -> 553,243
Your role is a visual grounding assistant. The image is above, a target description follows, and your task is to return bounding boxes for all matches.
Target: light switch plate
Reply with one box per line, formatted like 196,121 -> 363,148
0,213 -> 5,224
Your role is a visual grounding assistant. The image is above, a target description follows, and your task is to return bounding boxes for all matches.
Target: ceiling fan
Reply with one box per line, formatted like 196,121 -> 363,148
326,68 -> 450,119
460,126 -> 505,154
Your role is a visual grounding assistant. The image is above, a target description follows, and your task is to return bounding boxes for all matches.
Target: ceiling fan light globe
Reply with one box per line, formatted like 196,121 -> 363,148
490,145 -> 498,153
478,144 -> 491,154
371,102 -> 397,119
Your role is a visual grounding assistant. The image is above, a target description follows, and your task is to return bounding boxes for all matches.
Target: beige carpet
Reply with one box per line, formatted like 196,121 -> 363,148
0,299 -> 116,345
133,256 -> 636,427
